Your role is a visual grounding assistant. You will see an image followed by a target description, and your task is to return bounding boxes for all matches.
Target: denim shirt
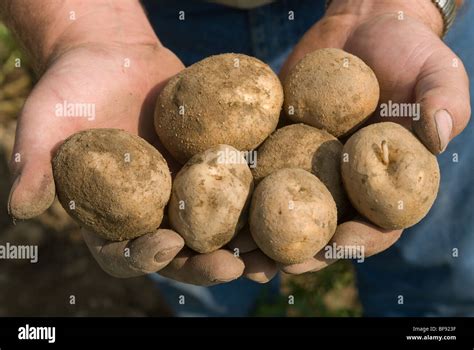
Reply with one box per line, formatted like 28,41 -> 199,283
143,0 -> 474,316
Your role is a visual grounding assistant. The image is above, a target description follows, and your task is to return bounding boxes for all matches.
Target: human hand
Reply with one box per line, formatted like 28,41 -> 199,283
82,220 -> 271,284
281,0 -> 470,153
277,0 -> 470,275
7,35 -> 194,273
3,0 -> 266,285
153,225 -> 277,286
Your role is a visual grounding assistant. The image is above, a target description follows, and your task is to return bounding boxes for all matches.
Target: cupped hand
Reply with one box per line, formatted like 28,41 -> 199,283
278,10 -> 470,275
7,41 -> 191,277
155,226 -> 277,286
8,42 -> 184,219
82,224 -> 275,285
282,12 -> 470,153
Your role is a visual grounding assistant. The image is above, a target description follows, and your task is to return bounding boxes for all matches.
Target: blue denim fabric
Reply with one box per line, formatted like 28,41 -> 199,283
143,0 -> 325,67
143,0 -> 474,317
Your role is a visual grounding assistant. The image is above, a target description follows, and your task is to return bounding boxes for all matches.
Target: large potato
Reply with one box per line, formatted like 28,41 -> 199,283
250,168 -> 337,264
283,48 -> 379,137
155,53 -> 283,163
341,122 -> 440,229
168,145 -> 254,253
252,123 -> 350,220
52,129 -> 172,241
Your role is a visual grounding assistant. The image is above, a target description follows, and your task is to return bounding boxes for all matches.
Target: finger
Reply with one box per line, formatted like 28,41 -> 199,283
281,220 -> 402,274
7,83 -> 71,220
241,249 -> 278,283
7,161 -> 55,220
82,228 -> 184,278
227,225 -> 258,254
413,47 -> 471,153
158,248 -> 244,286
279,16 -> 356,82
7,105 -> 56,220
280,249 -> 336,275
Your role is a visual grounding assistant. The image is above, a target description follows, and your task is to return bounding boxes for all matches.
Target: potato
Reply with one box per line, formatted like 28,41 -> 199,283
168,144 -> 254,253
250,168 -> 337,264
252,123 -> 350,220
283,48 -> 379,137
52,129 -> 171,241
155,53 -> 283,163
341,122 -> 440,229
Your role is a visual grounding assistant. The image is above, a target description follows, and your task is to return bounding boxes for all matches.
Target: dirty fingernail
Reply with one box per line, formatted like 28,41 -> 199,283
7,175 -> 21,218
435,109 -> 453,153
154,245 -> 182,263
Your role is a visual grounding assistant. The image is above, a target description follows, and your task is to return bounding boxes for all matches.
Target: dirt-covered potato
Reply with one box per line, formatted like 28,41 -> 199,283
52,129 -> 172,241
168,144 -> 254,253
250,168 -> 337,264
283,48 -> 379,137
341,122 -> 440,229
252,123 -> 350,220
155,53 -> 283,163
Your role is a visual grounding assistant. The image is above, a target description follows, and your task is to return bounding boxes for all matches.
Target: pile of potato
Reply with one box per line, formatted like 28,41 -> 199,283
53,49 -> 440,272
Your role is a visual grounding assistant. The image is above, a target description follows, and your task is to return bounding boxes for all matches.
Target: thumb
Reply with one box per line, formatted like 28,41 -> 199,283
281,220 -> 402,275
8,158 -> 55,220
413,48 -> 471,154
7,89 -> 61,220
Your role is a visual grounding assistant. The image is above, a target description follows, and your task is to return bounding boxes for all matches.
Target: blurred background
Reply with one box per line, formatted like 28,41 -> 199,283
0,24 -> 361,317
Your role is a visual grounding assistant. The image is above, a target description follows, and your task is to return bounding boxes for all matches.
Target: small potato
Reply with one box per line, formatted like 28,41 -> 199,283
252,123 -> 350,220
250,168 -> 337,264
168,145 -> 254,253
341,122 -> 440,229
52,129 -> 172,241
155,53 -> 283,163
283,48 -> 379,137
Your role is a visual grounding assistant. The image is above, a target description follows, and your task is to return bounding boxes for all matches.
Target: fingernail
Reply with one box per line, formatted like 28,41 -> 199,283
154,245 -> 182,263
435,109 -> 453,153
7,175 -> 21,219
